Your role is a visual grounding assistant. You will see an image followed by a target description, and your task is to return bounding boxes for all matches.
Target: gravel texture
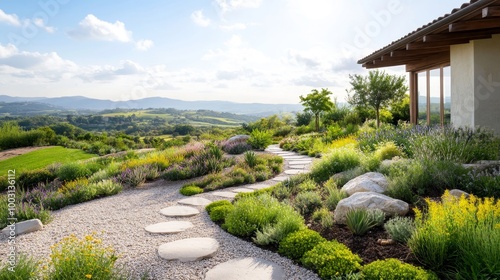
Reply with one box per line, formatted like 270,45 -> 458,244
0,147 -> 320,280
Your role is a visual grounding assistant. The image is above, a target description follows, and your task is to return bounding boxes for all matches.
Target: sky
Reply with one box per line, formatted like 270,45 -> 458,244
0,0 -> 466,104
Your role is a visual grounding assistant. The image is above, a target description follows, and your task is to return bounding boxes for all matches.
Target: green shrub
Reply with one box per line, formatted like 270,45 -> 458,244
57,162 -> 92,182
118,166 -> 149,187
278,229 -> 326,260
346,208 -> 385,236
325,185 -> 348,211
248,129 -> 273,150
330,167 -> 365,188
312,207 -> 334,229
253,206 -> 305,246
209,205 -> 234,223
302,241 -> 362,279
297,179 -> 318,192
362,258 -> 437,280
206,200 -> 232,214
294,191 -> 323,216
272,185 -> 292,201
244,151 -> 258,168
311,148 -> 361,183
0,254 -> 39,280
15,201 -> 52,227
18,169 -> 57,191
384,216 -> 415,243
374,141 -> 404,161
89,180 -> 123,197
180,185 -> 204,196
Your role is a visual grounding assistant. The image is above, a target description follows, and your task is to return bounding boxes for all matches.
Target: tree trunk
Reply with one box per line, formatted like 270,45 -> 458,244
315,113 -> 320,132
375,107 -> 380,128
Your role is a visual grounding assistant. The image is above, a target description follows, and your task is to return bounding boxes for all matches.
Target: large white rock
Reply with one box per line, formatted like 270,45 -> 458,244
341,172 -> 389,196
158,237 -> 219,262
1,219 -> 43,236
334,192 -> 409,224
205,257 -> 285,280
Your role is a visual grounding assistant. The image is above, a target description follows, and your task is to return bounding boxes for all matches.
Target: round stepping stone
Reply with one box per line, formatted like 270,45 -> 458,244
272,176 -> 289,182
145,221 -> 194,234
281,156 -> 308,160
158,237 -> 219,262
289,164 -> 307,169
205,257 -> 285,280
289,160 -> 312,165
285,169 -> 307,175
231,188 -> 254,193
178,197 -> 212,206
160,206 -> 200,217
247,184 -> 271,190
211,191 -> 237,198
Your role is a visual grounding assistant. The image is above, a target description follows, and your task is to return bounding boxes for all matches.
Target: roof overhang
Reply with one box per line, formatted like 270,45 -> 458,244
358,0 -> 500,72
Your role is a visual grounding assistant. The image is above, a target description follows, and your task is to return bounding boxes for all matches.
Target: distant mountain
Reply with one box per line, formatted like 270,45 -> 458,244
0,95 -> 303,116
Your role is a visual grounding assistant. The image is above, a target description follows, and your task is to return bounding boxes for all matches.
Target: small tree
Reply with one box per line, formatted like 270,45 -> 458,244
299,88 -> 334,131
348,70 -> 407,128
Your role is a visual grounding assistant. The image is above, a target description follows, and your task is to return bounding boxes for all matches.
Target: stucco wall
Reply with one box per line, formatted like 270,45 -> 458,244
450,35 -> 500,135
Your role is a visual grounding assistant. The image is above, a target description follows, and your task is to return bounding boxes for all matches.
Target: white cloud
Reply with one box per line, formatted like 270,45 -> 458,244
224,35 -> 243,48
68,14 -> 132,42
136,39 -> 154,51
219,23 -> 247,31
79,60 -> 144,82
0,9 -> 21,26
32,18 -> 56,33
287,50 -> 321,69
214,0 -> 262,14
191,10 -> 211,27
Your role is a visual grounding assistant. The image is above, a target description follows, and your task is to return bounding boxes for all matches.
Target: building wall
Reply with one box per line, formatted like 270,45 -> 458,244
450,35 -> 500,135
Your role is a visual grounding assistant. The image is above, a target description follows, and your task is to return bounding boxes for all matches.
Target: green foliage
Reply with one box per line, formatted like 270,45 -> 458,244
346,208 -> 385,236
360,153 -> 381,172
325,184 -> 348,211
390,95 -> 411,125
278,229 -> 326,260
209,205 -> 234,223
17,168 -> 57,191
302,241 -> 362,280
329,167 -> 365,188
118,166 -> 148,187
0,122 -> 54,150
244,151 -> 258,168
294,191 -> 323,216
253,206 -> 305,246
0,254 -> 39,280
180,185 -> 204,196
348,70 -> 407,128
384,216 -> 415,243
311,147 -> 362,183
56,162 -> 93,182
374,141 -> 404,161
410,126 -> 500,163
295,111 -> 313,127
248,129 -> 273,150
300,88 -> 335,131
362,258 -> 437,280
8,200 -> 52,228
312,207 -> 334,229
205,200 -> 231,213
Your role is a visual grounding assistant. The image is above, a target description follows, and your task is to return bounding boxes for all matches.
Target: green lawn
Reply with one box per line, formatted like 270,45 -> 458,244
0,146 -> 96,175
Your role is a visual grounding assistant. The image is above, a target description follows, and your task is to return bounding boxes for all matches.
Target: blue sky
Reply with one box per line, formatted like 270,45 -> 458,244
0,0 -> 465,104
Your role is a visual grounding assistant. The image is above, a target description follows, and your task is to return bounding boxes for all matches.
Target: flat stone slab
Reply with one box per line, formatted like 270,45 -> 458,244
145,221 -> 194,234
1,219 -> 43,236
205,257 -> 285,280
231,188 -> 254,193
160,206 -> 200,217
288,160 -> 312,165
272,176 -> 289,182
282,156 -> 308,160
158,237 -> 219,262
246,184 -> 271,190
178,197 -> 212,207
211,191 -> 237,198
284,169 -> 307,175
272,152 -> 295,156
288,164 -> 307,169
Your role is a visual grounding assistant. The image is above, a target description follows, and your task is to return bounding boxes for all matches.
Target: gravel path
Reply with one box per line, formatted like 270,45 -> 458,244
0,146 -> 320,280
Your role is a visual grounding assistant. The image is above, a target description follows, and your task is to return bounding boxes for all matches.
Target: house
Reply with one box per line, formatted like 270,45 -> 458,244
358,0 -> 500,134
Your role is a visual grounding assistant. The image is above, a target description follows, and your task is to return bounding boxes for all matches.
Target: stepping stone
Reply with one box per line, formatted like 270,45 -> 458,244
272,176 -> 289,182
281,156 -> 308,160
285,169 -> 307,175
231,188 -> 254,193
246,184 -> 271,190
289,164 -> 307,169
205,257 -> 285,280
158,237 -> 219,262
145,221 -> 194,234
211,191 -> 237,198
272,152 -> 295,156
178,197 -> 212,207
288,160 -> 312,165
160,206 -> 200,217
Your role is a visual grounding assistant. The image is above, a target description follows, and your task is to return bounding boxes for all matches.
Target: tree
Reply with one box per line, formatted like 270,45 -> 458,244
348,70 -> 407,128
299,88 -> 335,131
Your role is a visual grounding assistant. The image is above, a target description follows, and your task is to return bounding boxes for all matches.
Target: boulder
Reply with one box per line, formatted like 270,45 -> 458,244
227,135 -> 250,142
2,219 -> 43,236
448,189 -> 470,199
334,192 -> 409,224
341,172 -> 389,196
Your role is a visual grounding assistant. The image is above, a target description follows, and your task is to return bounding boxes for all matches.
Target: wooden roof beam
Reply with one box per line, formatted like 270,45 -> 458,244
423,29 -> 500,42
483,6 -> 500,18
449,18 -> 500,32
405,53 -> 450,72
406,38 -> 484,50
382,51 -> 449,63
391,46 -> 450,57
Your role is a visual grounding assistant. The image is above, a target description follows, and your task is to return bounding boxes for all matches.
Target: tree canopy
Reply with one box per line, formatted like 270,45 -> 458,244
299,88 -> 335,131
347,70 -> 407,127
